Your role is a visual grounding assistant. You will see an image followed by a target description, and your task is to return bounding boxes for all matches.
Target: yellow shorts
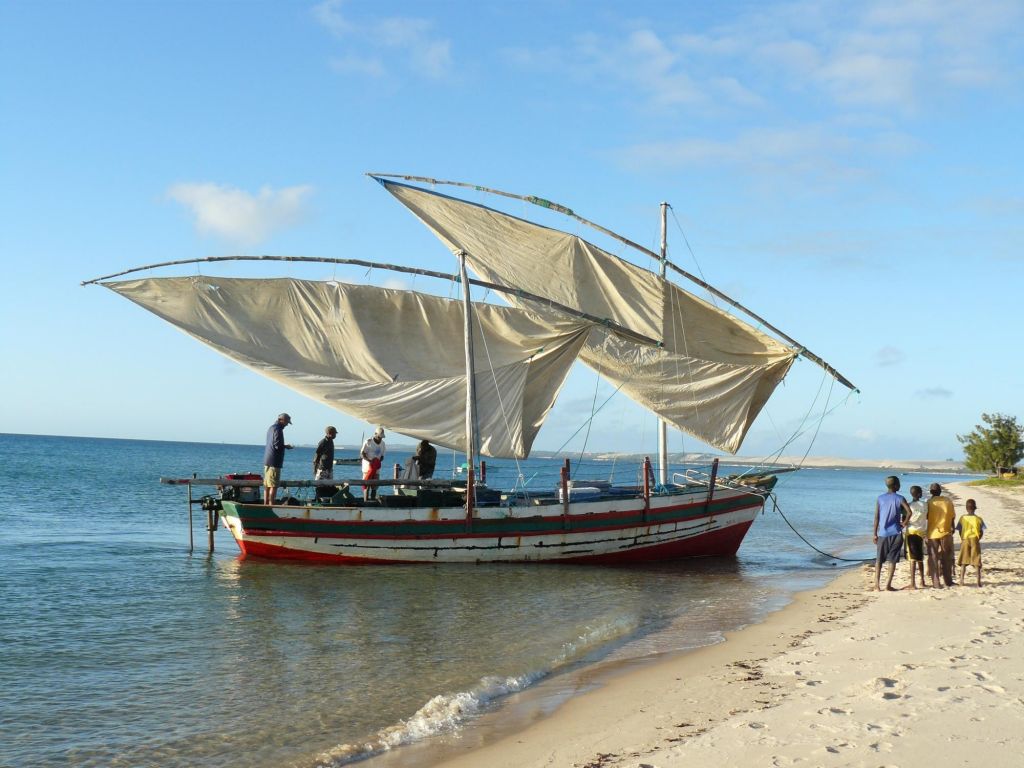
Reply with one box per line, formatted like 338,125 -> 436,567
958,537 -> 982,567
264,466 -> 281,487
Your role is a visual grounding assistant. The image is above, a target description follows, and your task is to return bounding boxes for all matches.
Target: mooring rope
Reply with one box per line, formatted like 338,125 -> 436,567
769,492 -> 872,563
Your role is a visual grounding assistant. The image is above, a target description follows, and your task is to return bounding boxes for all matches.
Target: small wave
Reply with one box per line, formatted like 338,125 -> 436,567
313,618 -> 637,767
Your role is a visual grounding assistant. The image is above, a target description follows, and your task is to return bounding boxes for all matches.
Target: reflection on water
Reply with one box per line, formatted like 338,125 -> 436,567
0,434 -> 978,768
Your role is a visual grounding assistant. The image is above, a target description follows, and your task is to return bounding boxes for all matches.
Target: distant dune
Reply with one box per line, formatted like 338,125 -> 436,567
337,443 -> 967,474
585,451 -> 967,473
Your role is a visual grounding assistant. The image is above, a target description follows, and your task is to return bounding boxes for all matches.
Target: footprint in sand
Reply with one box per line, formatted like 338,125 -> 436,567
870,678 -> 904,701
824,741 -> 852,754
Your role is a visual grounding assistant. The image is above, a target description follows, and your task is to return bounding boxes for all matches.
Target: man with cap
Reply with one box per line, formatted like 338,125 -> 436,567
263,413 -> 294,505
361,427 -> 386,501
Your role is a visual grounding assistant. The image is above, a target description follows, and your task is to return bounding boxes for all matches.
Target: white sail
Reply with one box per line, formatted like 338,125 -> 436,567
379,180 -> 797,453
105,276 -> 592,459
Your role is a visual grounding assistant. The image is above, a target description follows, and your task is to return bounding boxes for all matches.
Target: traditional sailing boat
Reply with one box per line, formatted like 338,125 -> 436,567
84,175 -> 855,564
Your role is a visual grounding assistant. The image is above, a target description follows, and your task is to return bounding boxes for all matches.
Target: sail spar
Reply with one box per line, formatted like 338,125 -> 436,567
104,276 -> 593,459
376,178 -> 800,454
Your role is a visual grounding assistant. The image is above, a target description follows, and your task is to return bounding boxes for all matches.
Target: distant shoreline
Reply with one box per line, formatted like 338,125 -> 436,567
1,432 -> 968,473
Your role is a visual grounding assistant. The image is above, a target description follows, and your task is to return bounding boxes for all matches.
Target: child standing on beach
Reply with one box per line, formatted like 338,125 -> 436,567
904,485 -> 928,589
873,476 -> 912,592
956,499 -> 986,587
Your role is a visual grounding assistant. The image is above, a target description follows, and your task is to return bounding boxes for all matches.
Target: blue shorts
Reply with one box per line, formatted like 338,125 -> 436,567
876,533 -> 904,564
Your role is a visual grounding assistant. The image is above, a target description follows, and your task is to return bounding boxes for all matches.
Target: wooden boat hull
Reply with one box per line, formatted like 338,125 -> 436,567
218,483 -> 770,564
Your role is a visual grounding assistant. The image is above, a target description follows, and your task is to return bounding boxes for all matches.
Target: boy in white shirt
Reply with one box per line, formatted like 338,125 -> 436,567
904,485 -> 928,589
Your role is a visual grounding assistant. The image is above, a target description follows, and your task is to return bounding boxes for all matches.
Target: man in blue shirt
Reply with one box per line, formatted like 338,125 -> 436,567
873,475 -> 912,591
263,413 -> 293,505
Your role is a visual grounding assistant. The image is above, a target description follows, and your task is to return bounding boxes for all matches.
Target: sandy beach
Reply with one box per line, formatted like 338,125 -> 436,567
434,481 -> 1024,767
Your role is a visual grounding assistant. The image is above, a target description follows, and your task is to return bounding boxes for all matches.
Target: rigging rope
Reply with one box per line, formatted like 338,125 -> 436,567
736,368 -> 831,481
470,285 -> 527,490
574,362 -> 605,479
669,207 -> 720,311
520,376 -> 631,489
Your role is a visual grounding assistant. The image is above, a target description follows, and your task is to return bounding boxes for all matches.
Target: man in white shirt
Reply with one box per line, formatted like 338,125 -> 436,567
361,427 -> 386,501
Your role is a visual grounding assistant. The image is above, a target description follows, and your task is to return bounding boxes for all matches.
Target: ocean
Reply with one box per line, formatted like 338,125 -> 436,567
0,433 -> 976,768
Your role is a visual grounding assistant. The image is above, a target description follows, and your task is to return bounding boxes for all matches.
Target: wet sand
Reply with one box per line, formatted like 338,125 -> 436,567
431,481 -> 1024,767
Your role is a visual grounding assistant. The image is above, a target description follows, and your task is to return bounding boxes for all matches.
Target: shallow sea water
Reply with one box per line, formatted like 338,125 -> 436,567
0,433 -> 973,767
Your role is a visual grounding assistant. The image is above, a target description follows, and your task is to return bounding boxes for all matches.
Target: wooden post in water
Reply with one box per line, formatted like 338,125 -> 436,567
187,480 -> 194,554
480,461 -> 487,485
393,462 -> 401,479
206,504 -> 215,553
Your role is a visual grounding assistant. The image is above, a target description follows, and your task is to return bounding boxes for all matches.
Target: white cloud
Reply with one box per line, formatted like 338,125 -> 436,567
915,387 -> 953,399
615,126 -> 859,174
854,428 -> 877,441
615,122 -> 920,188
329,55 -> 385,77
756,39 -> 821,72
874,346 -> 905,367
167,182 -> 313,245
506,1 -> 1022,115
312,0 -> 452,80
817,51 -> 917,107
311,0 -> 351,36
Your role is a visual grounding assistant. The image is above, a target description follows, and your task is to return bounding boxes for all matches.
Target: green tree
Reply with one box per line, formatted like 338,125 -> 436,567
958,413 -> 1024,474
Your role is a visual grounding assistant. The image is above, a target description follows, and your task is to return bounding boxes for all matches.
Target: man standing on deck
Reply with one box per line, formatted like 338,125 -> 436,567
361,427 -> 386,501
873,475 -> 911,591
927,483 -> 957,587
313,426 -> 337,499
413,439 -> 437,480
263,413 -> 293,505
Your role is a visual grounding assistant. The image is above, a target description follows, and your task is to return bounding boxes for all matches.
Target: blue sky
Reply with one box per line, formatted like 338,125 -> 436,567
1,0 -> 1021,461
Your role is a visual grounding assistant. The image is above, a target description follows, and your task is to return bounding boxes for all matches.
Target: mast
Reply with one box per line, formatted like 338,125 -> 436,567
658,202 -> 669,487
458,251 -> 479,512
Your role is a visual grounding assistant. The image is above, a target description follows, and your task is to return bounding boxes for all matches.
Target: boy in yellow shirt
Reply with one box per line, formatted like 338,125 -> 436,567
956,498 -> 986,587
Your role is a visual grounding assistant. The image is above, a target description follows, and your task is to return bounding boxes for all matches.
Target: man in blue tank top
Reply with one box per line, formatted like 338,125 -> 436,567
873,475 -> 912,591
